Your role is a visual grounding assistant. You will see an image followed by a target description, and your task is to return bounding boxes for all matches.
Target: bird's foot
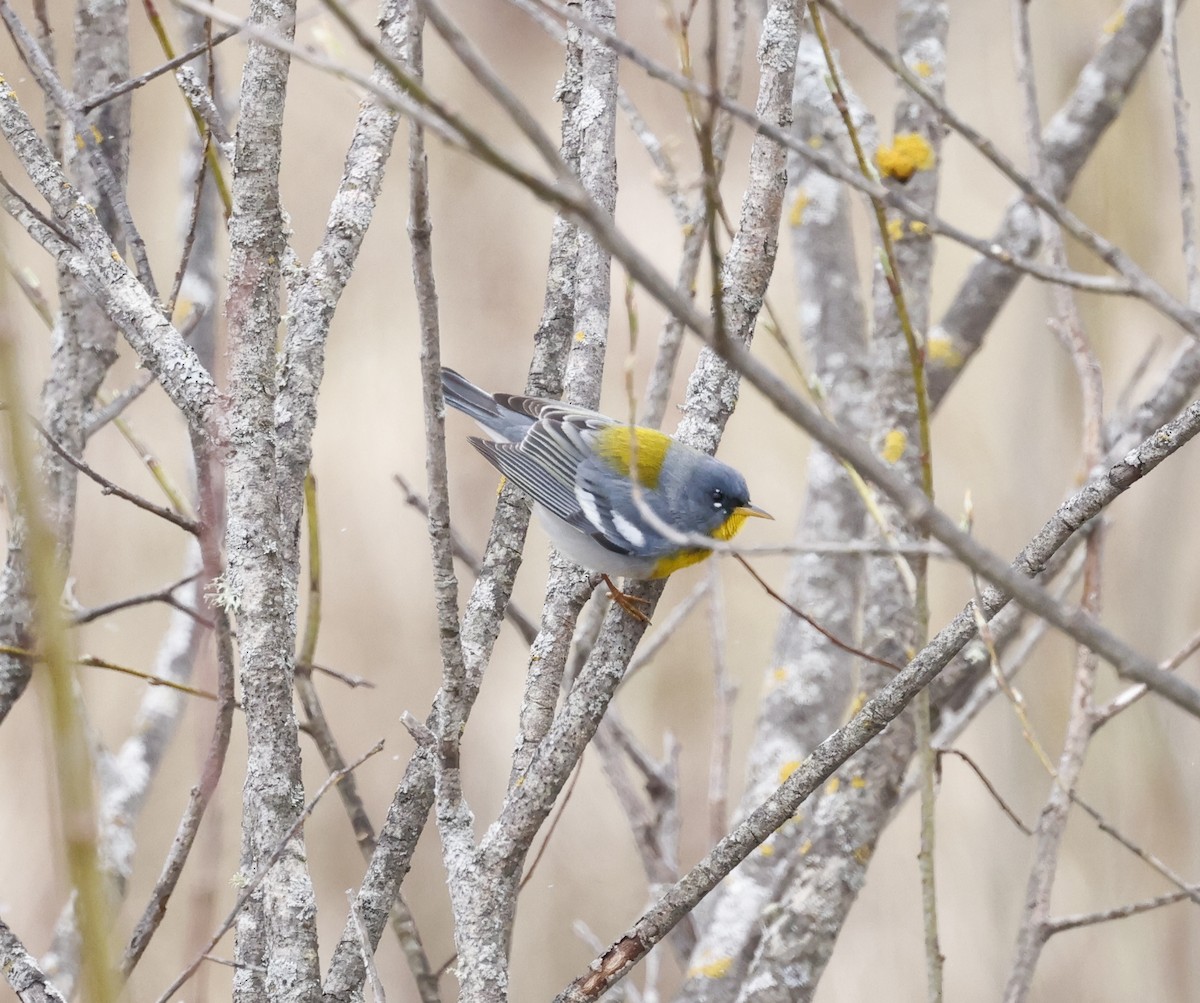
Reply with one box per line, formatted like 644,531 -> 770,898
601,574 -> 652,624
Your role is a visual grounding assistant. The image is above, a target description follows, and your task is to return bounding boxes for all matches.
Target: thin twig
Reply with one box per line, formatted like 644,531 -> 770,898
815,0 -> 1198,334
393,472 -> 538,643
153,741 -> 385,1003
70,572 -> 206,626
302,661 -> 375,689
348,892 -> 388,1003
937,749 -> 1031,836
705,562 -> 734,847
1070,791 -> 1200,908
121,587 -> 236,976
1092,622 -> 1200,729
1160,0 -> 1197,310
167,130 -> 213,316
1045,889 -> 1195,936
34,422 -> 200,534
0,2 -> 159,297
734,554 -> 903,673
78,27 -> 238,113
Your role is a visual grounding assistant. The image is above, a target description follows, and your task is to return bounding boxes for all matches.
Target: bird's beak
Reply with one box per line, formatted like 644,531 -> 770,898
735,503 -> 773,521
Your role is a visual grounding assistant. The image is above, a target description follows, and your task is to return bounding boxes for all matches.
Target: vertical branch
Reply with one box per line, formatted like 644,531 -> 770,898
277,0 -> 410,576
706,563 -> 734,848
1003,4 -> 1106,998
223,2 -> 320,1000
679,27 -> 872,996
562,0 -> 617,403
640,0 -> 747,429
432,0 -> 621,995
509,0 -> 611,781
1162,0 -> 1200,311
495,4 -> 804,997
872,4 -> 948,997
405,9 -> 488,999
0,0 -> 127,726
323,0 -> 580,993
406,7 -> 467,759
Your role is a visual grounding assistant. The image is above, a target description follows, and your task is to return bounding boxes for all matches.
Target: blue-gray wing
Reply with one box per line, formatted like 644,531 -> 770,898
469,408 -> 642,557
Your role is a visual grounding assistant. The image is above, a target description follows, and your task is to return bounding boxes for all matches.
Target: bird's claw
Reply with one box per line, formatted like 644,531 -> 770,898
601,574 -> 652,624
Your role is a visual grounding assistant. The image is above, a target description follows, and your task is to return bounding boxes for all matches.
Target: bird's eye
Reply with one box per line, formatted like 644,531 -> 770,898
712,488 -> 725,509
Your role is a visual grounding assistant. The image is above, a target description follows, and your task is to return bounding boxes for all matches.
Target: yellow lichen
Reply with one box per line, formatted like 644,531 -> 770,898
886,218 -> 905,242
807,135 -> 824,150
913,60 -> 933,79
688,957 -> 733,979
788,190 -> 810,228
574,330 -> 586,342
927,334 -> 964,368
853,843 -> 873,864
909,220 -> 928,235
875,133 -> 936,182
850,775 -> 867,789
847,691 -> 867,716
881,428 -> 907,464
772,666 -> 788,685
825,777 -> 841,796
798,839 -> 813,855
778,760 -> 801,782
1103,10 -> 1125,34
759,842 -> 775,857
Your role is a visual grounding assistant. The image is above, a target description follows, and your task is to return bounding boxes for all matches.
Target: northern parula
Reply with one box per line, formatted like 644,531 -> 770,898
443,368 -> 771,617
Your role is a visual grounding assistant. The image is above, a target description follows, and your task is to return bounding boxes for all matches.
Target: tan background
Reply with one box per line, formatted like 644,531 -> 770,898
1,1 -> 1198,1000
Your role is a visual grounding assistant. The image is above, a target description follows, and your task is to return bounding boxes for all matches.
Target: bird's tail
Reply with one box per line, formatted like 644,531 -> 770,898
442,368 -> 505,423
442,367 -> 534,443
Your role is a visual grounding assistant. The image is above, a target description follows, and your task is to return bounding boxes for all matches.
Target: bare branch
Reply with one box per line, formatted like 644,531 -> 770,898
156,741 -> 385,1003
35,422 -> 200,534
0,916 -> 67,1003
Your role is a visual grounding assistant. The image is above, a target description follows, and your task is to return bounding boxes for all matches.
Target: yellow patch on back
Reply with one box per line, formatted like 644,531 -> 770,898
594,424 -> 672,488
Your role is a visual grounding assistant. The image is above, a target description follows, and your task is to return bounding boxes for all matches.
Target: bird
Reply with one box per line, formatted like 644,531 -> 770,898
442,367 -> 771,621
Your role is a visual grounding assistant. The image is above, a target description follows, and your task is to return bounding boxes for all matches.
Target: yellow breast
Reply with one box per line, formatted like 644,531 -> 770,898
648,512 -> 752,578
650,547 -> 713,578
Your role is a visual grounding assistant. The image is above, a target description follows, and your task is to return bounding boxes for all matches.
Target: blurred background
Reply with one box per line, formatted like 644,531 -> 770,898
1,1 -> 1198,1000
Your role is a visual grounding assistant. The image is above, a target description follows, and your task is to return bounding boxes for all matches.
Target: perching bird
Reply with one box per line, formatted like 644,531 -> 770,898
442,367 -> 771,621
